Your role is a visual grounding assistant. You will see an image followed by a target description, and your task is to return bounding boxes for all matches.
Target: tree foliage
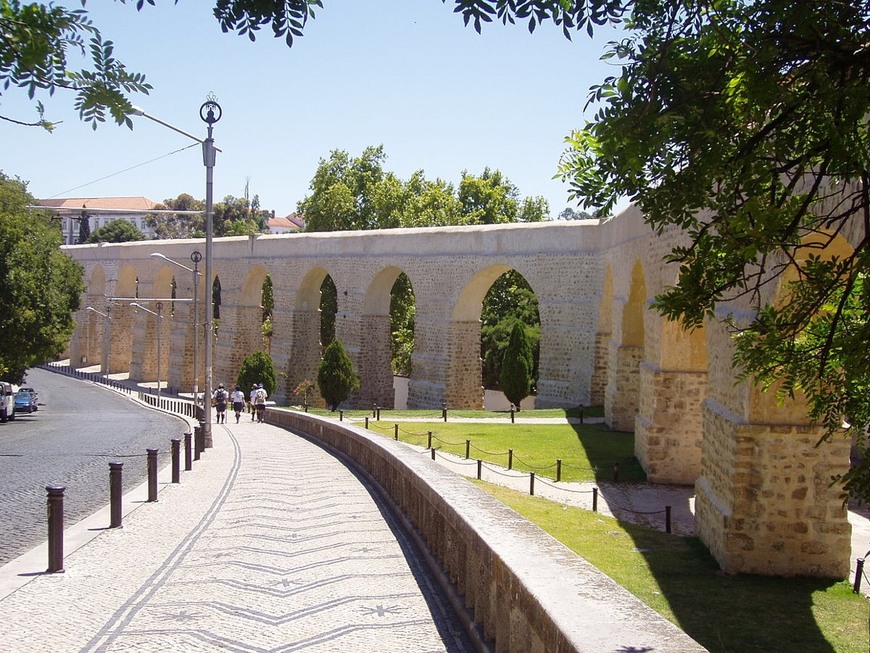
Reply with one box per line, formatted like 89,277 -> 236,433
146,193 -> 204,239
500,321 -> 533,409
299,146 -> 549,231
317,339 -> 359,411
85,218 -> 146,243
0,172 -> 84,381
236,350 -> 276,397
481,271 -> 540,390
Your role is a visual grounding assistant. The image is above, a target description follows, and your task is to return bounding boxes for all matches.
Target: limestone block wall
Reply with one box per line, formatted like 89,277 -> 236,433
356,314 -> 395,409
696,401 -> 850,577
605,344 -> 642,431
635,363 -> 706,484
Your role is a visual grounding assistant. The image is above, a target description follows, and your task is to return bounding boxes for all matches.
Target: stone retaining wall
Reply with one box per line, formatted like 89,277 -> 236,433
267,408 -> 705,653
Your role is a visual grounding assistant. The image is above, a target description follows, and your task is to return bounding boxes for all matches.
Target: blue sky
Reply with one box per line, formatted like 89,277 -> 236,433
0,1 -> 623,218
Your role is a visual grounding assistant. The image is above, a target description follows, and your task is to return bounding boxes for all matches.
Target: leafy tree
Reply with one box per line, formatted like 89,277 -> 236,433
317,339 -> 360,411
390,273 -> 415,376
481,271 -> 540,389
85,219 -> 145,243
236,350 -> 276,397
500,321 -> 533,410
146,193 -> 204,239
300,146 -> 401,232
458,167 -> 548,224
0,172 -> 84,382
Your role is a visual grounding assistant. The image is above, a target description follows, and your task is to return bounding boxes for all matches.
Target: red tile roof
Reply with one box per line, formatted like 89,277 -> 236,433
38,197 -> 159,211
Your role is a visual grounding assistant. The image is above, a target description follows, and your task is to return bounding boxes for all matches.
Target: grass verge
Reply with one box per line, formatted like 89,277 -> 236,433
369,420 -> 644,483
475,481 -> 869,653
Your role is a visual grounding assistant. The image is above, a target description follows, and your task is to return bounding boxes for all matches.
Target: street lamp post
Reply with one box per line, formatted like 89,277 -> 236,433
150,251 -> 202,409
133,97 -> 221,447
131,302 -> 163,399
200,96 -> 221,447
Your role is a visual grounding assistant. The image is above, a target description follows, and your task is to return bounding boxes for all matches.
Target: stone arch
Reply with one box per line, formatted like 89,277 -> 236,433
214,266 -> 270,388
72,266 -> 108,370
357,266 -> 408,409
589,265 -> 614,405
130,266 -> 174,387
447,264 -> 512,409
695,231 -> 853,578
605,259 -> 646,431
107,265 -> 139,374
286,267 -> 332,404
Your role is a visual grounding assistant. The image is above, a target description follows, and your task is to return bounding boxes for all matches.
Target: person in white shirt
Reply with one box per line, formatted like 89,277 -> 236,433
230,385 -> 246,424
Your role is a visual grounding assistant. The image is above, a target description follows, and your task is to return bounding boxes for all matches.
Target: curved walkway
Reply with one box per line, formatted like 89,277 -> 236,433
0,419 -> 473,652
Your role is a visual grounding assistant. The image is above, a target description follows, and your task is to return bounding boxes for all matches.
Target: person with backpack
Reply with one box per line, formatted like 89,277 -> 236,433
230,385 -> 246,424
213,383 -> 228,424
254,383 -> 268,423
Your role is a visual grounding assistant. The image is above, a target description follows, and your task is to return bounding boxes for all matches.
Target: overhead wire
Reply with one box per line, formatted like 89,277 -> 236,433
47,142 -> 199,198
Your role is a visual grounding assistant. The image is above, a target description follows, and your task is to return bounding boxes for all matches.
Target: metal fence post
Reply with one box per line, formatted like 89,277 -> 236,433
529,472 -> 535,496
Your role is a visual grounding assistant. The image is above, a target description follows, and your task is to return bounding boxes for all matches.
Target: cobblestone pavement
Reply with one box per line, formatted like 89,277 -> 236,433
0,367 -> 185,566
0,420 -> 473,652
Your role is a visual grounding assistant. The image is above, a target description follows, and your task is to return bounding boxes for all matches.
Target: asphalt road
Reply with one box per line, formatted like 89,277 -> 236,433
0,367 -> 187,566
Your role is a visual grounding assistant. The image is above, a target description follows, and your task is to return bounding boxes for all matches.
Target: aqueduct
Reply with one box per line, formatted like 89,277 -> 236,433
64,205 -> 852,580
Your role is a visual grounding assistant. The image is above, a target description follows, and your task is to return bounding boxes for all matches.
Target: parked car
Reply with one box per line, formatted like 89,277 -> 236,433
19,386 -> 38,406
0,382 -> 14,422
14,390 -> 36,414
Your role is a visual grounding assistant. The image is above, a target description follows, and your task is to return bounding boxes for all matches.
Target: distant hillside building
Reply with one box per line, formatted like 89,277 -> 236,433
38,197 -> 160,244
268,213 -> 305,234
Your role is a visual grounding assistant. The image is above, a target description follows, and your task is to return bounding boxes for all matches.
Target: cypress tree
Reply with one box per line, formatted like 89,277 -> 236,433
317,339 -> 360,411
499,321 -> 533,411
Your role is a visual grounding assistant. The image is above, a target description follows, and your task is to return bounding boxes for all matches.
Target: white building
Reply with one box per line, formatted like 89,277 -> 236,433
39,197 -> 160,244
267,213 -> 305,234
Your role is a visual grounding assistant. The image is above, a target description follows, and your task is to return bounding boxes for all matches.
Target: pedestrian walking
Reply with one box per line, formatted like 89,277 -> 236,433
213,383 -> 228,424
254,383 -> 268,423
249,383 -> 258,421
231,385 -> 246,424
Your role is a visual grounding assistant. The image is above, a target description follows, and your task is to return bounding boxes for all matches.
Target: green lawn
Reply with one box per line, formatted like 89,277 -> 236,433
366,419 -> 644,483
291,405 -> 605,420
476,482 -> 870,653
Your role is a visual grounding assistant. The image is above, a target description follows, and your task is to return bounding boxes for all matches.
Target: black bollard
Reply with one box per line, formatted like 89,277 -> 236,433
465,439 -> 470,460
339,410 -> 343,421
442,402 -> 447,422
193,426 -> 201,461
109,462 -> 123,528
592,487 -> 598,512
556,459 -> 562,482
304,402 -> 309,413
373,404 -> 377,418
46,486 -> 65,573
365,416 -> 369,429
510,405 -> 515,423
147,449 -> 158,502
184,432 -> 192,471
855,558 -> 865,594
171,438 -> 180,483
427,431 -> 433,449
580,407 -> 584,424
530,471 -> 536,496
477,459 -> 482,480
508,449 -> 513,470
431,447 -> 435,461
394,424 -> 399,440
665,506 -> 672,534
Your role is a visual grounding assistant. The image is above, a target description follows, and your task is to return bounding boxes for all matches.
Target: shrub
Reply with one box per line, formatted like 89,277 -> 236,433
317,340 -> 359,411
